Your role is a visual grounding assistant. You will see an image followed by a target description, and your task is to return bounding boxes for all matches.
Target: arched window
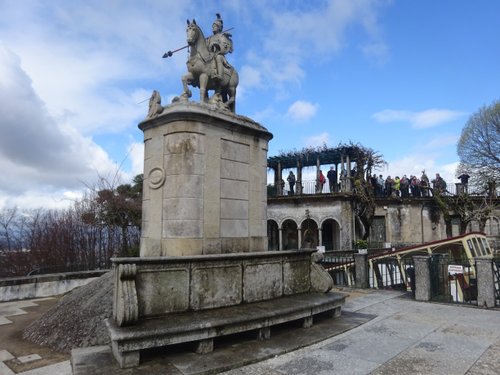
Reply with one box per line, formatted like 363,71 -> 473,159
282,219 -> 298,250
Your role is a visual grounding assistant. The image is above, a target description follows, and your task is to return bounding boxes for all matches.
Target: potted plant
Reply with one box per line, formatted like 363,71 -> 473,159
354,239 -> 368,254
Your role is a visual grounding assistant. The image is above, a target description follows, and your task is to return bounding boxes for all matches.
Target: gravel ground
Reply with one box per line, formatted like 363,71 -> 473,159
22,272 -> 113,353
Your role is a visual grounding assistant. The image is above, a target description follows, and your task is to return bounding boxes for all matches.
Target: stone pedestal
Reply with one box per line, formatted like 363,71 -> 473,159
475,257 -> 496,308
102,102 -> 344,371
354,252 -> 369,288
414,255 -> 431,301
139,102 -> 273,256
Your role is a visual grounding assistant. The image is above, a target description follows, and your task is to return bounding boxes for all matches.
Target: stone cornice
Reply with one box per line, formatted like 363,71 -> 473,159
138,101 -> 273,141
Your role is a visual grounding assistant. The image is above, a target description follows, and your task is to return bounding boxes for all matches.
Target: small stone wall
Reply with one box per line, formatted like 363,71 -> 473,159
0,270 -> 108,301
112,250 -> 333,326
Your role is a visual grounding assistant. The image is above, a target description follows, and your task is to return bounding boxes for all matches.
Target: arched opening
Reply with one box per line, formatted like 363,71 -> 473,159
321,219 -> 341,250
267,220 -> 279,250
282,219 -> 298,250
300,219 -> 318,249
485,216 -> 499,236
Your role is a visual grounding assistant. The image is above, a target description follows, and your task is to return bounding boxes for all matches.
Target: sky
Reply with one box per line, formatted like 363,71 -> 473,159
0,0 -> 499,210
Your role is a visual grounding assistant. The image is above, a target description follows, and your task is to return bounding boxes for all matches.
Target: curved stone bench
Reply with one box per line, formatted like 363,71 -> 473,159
107,292 -> 345,368
107,250 -> 343,368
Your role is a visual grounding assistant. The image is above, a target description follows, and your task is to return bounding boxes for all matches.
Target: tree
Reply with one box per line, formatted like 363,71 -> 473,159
348,142 -> 387,241
429,188 -> 497,238
81,174 -> 143,257
457,99 -> 500,193
0,207 -> 18,251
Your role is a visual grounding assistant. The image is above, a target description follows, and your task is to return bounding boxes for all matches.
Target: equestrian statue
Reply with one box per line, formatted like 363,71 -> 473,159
167,14 -> 239,113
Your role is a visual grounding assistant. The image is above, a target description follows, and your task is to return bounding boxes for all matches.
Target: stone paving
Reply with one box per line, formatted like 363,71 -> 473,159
221,290 -> 500,375
0,298 -> 71,375
1,290 -> 500,374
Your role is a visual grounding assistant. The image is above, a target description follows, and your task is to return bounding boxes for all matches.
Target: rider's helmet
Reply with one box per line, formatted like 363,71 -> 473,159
212,13 -> 223,33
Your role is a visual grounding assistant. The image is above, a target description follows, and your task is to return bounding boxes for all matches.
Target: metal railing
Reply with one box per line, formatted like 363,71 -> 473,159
430,257 -> 478,306
268,181 -> 495,198
321,250 -> 355,286
494,259 -> 500,307
369,256 -> 414,292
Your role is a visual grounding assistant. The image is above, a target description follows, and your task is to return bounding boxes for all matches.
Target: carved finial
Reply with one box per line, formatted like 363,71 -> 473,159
147,90 -> 163,119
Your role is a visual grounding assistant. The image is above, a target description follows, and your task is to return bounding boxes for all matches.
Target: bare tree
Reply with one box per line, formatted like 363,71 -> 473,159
0,174 -> 143,277
457,99 -> 500,193
0,207 -> 18,251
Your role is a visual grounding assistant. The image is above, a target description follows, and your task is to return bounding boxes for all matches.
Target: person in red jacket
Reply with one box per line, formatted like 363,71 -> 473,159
317,170 -> 326,193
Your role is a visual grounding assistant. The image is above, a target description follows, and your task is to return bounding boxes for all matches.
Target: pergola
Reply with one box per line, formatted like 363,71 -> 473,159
267,144 -> 363,195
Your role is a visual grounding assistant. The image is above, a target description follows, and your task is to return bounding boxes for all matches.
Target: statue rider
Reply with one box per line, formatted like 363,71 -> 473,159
207,13 -> 233,81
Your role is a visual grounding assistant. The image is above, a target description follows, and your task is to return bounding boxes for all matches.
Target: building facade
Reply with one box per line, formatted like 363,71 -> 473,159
267,194 -> 500,251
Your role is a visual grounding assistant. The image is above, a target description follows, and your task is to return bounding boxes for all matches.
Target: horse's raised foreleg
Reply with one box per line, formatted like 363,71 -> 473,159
181,73 -> 193,99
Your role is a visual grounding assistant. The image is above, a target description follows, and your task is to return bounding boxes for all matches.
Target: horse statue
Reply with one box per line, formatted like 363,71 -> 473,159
178,19 -> 239,112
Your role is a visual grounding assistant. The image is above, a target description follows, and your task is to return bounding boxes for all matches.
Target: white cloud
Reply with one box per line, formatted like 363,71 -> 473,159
304,132 -> 330,148
266,0 -> 385,57
361,42 -> 389,65
0,43 -> 122,208
240,65 -> 262,89
411,109 -> 466,129
372,109 -> 467,129
0,1 -> 191,136
252,106 -> 280,124
128,142 -> 145,178
0,190 -> 84,211
0,1 -> 197,209
241,0 -> 388,94
287,100 -> 319,121
423,134 -> 459,150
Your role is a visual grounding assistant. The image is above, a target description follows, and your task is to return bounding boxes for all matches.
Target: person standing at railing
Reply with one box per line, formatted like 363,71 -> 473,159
458,173 -> 470,194
410,175 -> 421,197
376,174 -> 384,197
432,173 -> 447,195
400,175 -> 409,197
327,166 -> 337,193
420,170 -> 430,196
393,176 -> 401,197
287,171 -> 296,195
317,170 -> 326,193
385,176 -> 394,197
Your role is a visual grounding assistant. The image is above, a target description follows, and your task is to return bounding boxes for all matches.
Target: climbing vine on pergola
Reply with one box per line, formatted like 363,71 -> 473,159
267,141 -> 386,179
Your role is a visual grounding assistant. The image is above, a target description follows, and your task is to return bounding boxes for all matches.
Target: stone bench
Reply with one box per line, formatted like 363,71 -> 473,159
107,292 -> 345,368
107,250 -> 343,368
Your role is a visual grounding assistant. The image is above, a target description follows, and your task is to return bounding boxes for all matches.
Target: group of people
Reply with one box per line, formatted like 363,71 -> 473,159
283,169 -> 461,197
285,168 -> 337,195
369,171 -> 447,198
